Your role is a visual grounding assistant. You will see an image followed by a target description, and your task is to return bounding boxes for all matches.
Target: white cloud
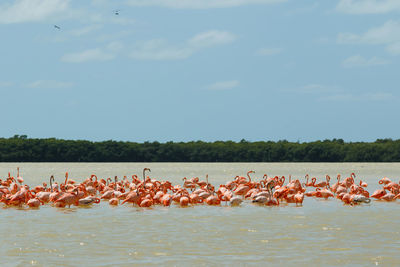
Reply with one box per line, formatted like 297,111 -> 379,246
91,0 -> 109,7
337,0 -> 400,14
51,24 -> 103,42
82,12 -> 136,25
314,37 -> 331,44
106,41 -> 124,52
386,42 -> 400,55
0,0 -> 69,24
69,24 -> 102,36
130,30 -> 236,61
131,39 -> 192,60
286,2 -> 318,15
295,84 -> 341,94
126,0 -> 286,9
188,31 -> 237,48
338,20 -> 400,45
319,92 -> 393,101
338,20 -> 400,55
61,48 -> 114,63
342,55 -> 389,68
319,93 -> 353,101
26,80 -> 73,89
96,30 -> 133,42
291,84 -> 393,102
0,0 -> 133,26
108,16 -> 136,26
256,47 -> 282,56
337,33 -> 358,44
207,80 -> 239,90
289,83 -> 394,102
364,92 -> 394,101
0,81 -> 13,88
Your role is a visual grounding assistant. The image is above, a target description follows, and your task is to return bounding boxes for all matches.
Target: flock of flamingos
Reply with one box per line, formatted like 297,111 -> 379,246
0,168 -> 399,209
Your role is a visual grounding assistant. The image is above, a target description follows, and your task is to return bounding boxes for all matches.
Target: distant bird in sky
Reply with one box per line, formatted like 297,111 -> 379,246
54,25 -> 61,30
114,10 -> 120,15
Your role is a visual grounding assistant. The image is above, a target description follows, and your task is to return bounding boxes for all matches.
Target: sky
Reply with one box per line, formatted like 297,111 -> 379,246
0,0 -> 399,143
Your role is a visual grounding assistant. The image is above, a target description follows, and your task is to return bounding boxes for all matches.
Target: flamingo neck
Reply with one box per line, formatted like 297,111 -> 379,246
247,171 -> 253,183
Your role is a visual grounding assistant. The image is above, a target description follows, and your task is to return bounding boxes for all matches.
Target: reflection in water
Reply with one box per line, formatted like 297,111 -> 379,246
1,163 -> 400,266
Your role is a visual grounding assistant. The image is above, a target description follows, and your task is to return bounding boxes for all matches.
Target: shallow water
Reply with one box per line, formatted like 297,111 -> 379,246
1,163 -> 400,266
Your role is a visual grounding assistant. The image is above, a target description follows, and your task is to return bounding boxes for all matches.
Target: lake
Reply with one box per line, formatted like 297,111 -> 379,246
1,163 -> 400,266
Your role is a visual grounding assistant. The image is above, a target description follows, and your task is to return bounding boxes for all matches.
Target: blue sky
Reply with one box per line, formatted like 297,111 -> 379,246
0,0 -> 399,142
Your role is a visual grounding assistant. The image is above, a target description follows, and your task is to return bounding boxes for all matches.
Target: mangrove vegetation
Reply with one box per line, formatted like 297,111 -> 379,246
0,135 -> 399,162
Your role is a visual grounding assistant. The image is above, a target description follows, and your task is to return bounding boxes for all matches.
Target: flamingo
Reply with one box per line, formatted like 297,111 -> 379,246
343,173 -> 355,188
139,198 -> 153,207
205,194 -> 220,205
16,167 -> 24,184
79,196 -> 100,205
351,194 -> 371,204
100,190 -> 114,200
179,196 -> 189,207
121,190 -> 140,205
331,174 -> 341,193
141,168 -> 151,189
304,174 -> 313,187
27,197 -> 42,208
109,197 -> 119,205
182,177 -> 196,191
294,192 -> 304,206
371,189 -> 386,199
315,175 -> 330,188
55,188 -> 79,208
230,196 -> 243,206
160,193 -> 172,206
252,195 -> 268,204
36,175 -> 55,203
379,177 -> 392,185
189,193 -> 203,204
264,180 -> 279,206
381,190 -> 396,201
359,180 -> 368,187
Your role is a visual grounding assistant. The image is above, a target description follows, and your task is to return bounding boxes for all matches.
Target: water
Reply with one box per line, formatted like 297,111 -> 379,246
1,163 -> 400,266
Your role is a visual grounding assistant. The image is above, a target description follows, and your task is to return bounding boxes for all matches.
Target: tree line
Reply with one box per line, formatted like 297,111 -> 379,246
0,135 -> 399,162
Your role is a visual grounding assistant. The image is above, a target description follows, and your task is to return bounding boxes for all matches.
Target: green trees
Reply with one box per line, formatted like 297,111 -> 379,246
0,136 -> 399,162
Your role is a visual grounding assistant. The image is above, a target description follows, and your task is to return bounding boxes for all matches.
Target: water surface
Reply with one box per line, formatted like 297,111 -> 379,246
1,163 -> 399,266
